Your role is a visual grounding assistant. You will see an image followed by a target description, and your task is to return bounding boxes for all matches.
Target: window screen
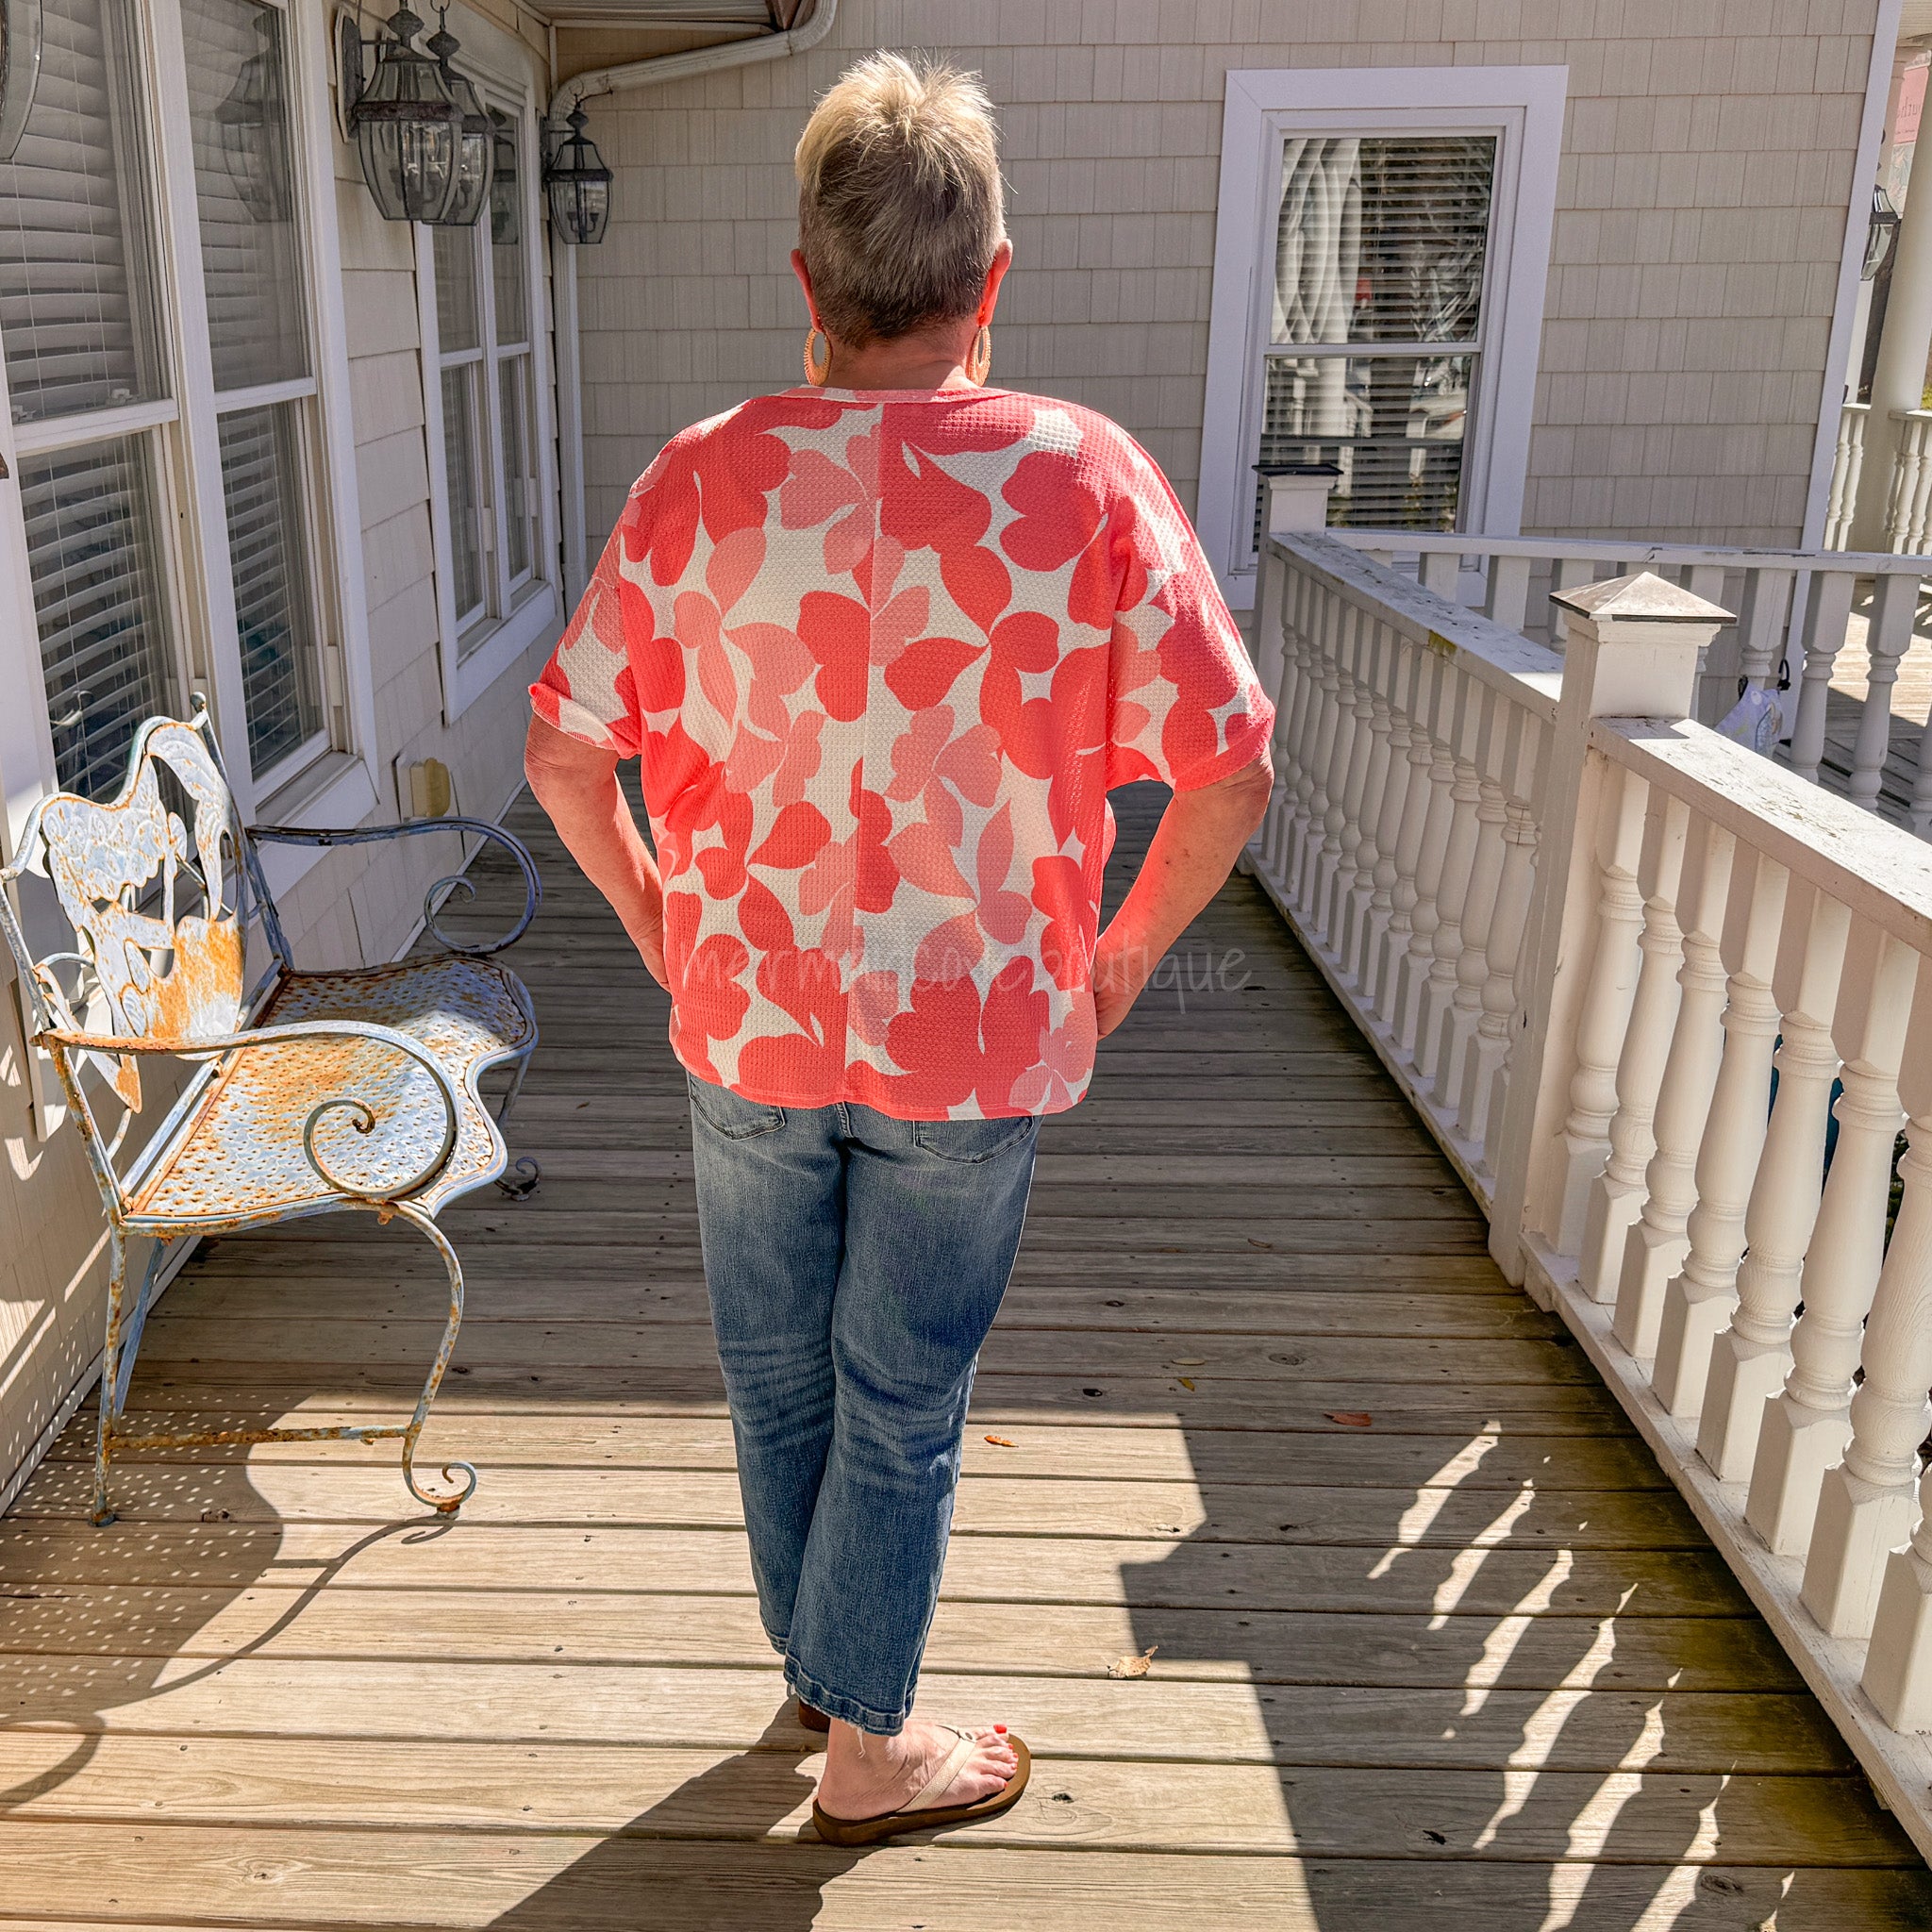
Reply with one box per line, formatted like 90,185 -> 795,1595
0,0 -> 163,425
23,438 -> 176,799
1256,133 -> 1494,542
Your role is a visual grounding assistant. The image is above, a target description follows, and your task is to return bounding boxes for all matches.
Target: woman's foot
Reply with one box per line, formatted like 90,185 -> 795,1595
814,1715 -> 1018,1823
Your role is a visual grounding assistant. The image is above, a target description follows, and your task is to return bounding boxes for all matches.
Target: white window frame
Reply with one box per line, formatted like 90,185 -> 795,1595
0,0 -> 380,861
1197,66 -> 1566,608
415,6 -> 559,725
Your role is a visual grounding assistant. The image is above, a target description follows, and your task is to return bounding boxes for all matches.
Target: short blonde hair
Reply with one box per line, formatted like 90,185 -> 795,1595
795,52 -> 1006,345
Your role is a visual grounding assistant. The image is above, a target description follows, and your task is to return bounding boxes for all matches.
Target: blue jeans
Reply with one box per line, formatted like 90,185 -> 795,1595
687,1074 -> 1040,1734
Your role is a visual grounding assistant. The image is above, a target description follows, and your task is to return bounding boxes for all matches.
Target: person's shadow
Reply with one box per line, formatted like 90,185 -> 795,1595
483,1704 -> 872,1926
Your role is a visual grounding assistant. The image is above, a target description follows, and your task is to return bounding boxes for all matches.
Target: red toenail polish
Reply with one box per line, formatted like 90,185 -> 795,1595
993,1724 -> 1008,1735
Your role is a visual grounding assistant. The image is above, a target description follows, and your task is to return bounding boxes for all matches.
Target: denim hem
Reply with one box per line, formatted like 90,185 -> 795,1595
763,1624 -> 789,1657
784,1656 -> 908,1735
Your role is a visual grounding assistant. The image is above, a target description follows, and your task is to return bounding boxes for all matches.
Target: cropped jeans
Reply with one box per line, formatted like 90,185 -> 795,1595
687,1074 -> 1039,1735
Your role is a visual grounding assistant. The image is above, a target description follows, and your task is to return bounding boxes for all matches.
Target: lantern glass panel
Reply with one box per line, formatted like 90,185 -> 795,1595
352,9 -> 459,224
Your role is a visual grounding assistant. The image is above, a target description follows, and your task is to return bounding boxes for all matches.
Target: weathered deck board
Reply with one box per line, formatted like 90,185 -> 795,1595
0,782 -> 1924,1929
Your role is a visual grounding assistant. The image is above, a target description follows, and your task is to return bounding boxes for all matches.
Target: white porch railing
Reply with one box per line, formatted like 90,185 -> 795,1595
1329,528 -> 1932,834
1887,408 -> 1932,557
1249,528 -> 1932,1866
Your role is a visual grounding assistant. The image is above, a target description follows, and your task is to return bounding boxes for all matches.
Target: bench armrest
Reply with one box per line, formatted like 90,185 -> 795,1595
248,816 -> 541,956
43,1018 -> 464,1209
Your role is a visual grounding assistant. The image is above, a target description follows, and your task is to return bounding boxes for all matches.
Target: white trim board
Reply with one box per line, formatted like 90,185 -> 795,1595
1196,65 -> 1566,609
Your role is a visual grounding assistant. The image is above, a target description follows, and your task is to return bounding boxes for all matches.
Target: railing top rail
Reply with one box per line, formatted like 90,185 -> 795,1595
1594,714 -> 1932,953
1271,532 -> 1562,724
1326,526 -> 1932,575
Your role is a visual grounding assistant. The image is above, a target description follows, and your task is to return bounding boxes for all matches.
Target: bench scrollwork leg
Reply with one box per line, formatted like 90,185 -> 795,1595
385,1200 -> 478,1515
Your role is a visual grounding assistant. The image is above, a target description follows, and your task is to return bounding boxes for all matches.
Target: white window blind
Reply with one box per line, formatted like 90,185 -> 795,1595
1257,134 -> 1494,541
21,438 -> 176,799
0,0 -> 164,426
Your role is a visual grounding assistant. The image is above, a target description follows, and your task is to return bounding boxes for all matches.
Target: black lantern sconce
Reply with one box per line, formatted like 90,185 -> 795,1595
1866,182 -> 1903,283
334,5 -> 461,224
425,12 -> 491,228
214,11 -> 294,224
543,103 -> 611,247
0,0 -> 44,163
489,108 -> 519,245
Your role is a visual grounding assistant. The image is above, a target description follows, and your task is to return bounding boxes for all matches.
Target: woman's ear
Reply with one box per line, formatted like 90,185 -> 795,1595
791,249 -> 819,325
977,240 -> 1014,325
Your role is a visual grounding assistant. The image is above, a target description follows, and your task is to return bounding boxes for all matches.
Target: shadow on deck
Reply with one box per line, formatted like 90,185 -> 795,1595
0,787 -> 1927,1928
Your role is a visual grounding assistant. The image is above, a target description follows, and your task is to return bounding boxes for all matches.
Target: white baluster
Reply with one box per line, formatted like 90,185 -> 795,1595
1849,571 -> 1914,813
1610,816 -> 1738,1362
1788,570 -> 1857,786
1291,591 -> 1342,913
1652,853 -> 1790,1417
1485,553 -> 1533,635
1807,1061 -> 1932,1640
1391,684 -> 1457,1058
1282,570 -> 1332,899
1697,891 -> 1851,1482
1468,793 -> 1539,1163
1324,623 -> 1380,965
1307,608 -> 1360,936
1415,678 -> 1483,1090
1437,751 -> 1507,1115
1375,644 -> 1439,1031
1747,928 -> 1918,1556
1339,640 -> 1394,990
1578,793 -> 1691,1303
1360,639 -> 1415,1012
1551,765 -> 1650,1256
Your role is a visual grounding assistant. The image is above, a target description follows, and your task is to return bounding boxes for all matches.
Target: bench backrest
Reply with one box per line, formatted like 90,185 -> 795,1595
2,710 -> 248,1081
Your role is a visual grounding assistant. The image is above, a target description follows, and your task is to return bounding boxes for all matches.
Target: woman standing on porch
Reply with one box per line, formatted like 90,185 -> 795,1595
525,52 -> 1272,1845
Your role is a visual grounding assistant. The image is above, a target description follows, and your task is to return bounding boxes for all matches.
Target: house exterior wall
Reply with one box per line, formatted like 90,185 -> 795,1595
0,0 -> 560,1504
571,0 -> 1883,554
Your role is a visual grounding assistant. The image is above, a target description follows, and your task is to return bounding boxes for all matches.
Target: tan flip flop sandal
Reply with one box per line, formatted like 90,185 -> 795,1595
811,1724 -> 1031,1847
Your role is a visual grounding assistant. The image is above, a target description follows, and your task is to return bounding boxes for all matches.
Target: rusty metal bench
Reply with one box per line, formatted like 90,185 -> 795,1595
0,702 -> 541,1525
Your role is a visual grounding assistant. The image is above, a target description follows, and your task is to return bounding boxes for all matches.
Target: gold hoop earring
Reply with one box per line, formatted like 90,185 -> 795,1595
967,324 -> 992,385
803,326 -> 832,387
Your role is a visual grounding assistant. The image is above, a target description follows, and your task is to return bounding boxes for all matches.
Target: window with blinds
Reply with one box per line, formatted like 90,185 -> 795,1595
433,106 -> 542,662
21,438 -> 176,799
0,0 -> 164,426
1255,134 -> 1494,545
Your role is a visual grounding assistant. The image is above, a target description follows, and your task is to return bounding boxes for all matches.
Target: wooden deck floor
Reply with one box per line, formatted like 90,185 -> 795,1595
2,786 -> 1929,1929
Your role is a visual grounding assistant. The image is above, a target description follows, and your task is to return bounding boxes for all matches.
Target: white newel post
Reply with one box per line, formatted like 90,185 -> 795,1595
1490,574 -> 1734,1291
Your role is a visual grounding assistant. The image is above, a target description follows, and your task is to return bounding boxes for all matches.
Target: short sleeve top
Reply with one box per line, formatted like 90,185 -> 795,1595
532,384 -> 1271,1119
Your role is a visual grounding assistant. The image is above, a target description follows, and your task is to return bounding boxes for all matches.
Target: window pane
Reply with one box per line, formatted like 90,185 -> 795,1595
434,224 -> 479,353
182,0 -> 308,391
1272,136 -> 1494,348
22,436 -> 175,799
0,0 -> 164,425
441,364 -> 485,622
1255,353 -> 1472,541
497,354 -> 535,592
491,120 -> 527,349
218,403 -> 324,776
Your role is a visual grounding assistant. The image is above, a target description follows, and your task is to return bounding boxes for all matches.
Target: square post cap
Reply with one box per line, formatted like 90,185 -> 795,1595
1550,571 -> 1734,627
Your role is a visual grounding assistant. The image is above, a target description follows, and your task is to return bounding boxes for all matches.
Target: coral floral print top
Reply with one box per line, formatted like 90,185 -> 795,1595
531,384 -> 1271,1119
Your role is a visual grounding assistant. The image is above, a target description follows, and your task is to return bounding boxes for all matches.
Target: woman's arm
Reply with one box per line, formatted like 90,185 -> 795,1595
524,715 -> 669,988
1092,751 -> 1274,1039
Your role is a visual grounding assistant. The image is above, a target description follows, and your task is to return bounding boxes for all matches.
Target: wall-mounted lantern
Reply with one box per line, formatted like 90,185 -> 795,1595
1867,183 -> 1903,282
0,0 -> 43,163
543,104 -> 610,247
425,13 -> 491,228
214,11 -> 294,224
334,6 -> 461,224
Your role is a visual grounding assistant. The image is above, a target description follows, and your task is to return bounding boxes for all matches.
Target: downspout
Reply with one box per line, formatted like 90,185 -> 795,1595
547,1 -> 841,595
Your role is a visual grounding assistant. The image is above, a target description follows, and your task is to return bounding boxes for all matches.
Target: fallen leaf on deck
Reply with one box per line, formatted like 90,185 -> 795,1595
1324,1410 -> 1374,1427
1171,1357 -> 1208,1366
983,1435 -> 1017,1448
1177,1377 -> 1196,1390
1108,1645 -> 1158,1679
